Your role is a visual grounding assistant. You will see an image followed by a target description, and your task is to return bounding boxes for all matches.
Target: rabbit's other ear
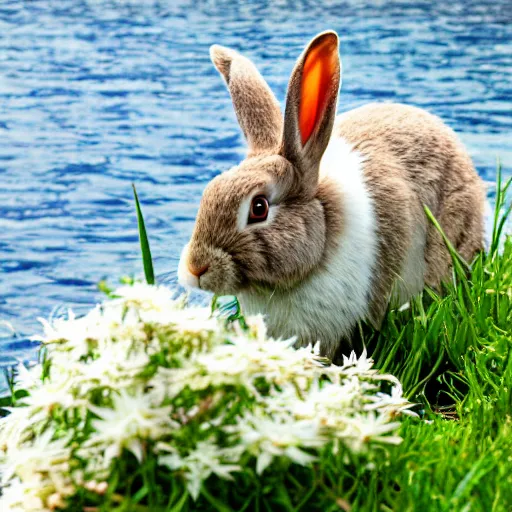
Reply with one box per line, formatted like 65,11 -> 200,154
210,45 -> 283,156
281,31 -> 340,194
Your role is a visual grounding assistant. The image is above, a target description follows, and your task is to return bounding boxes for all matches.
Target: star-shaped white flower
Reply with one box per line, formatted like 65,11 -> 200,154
84,388 -> 177,467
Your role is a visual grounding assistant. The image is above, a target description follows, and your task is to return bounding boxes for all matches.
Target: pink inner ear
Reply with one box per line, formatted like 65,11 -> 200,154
299,36 -> 338,146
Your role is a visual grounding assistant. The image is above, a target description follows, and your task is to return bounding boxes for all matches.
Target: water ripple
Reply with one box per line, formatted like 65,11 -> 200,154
0,0 -> 510,370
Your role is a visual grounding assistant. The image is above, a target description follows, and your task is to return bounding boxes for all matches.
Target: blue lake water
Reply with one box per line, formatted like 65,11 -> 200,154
0,0 -> 511,368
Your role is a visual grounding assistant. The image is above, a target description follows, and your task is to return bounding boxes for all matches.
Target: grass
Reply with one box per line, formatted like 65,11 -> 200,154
132,183 -> 155,286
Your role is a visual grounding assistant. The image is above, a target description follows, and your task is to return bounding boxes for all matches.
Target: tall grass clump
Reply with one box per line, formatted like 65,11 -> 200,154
0,169 -> 511,511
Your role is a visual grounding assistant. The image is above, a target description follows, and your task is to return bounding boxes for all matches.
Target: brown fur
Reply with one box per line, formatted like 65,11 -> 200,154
210,45 -> 282,156
181,31 -> 485,357
188,154 -> 328,295
335,103 -> 485,324
316,177 -> 345,260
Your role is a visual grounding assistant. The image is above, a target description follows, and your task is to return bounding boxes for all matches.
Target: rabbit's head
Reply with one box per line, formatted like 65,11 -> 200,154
179,32 -> 341,295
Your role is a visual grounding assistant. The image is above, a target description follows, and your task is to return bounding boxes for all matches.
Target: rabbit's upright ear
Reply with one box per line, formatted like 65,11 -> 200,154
210,45 -> 283,156
281,32 -> 340,194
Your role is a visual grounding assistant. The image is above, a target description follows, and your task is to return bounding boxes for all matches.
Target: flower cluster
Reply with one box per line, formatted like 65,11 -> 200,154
0,283 -> 416,510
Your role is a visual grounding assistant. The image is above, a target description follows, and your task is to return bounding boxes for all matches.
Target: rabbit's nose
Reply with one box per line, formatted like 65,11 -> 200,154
188,263 -> 209,278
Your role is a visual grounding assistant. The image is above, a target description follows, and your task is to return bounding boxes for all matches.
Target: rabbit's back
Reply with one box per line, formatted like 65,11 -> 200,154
333,103 -> 485,324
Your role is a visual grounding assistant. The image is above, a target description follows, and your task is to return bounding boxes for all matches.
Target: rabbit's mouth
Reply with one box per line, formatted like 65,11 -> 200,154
178,242 -> 241,296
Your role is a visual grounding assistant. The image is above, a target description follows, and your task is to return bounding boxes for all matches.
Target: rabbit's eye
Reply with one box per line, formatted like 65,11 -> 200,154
248,195 -> 269,224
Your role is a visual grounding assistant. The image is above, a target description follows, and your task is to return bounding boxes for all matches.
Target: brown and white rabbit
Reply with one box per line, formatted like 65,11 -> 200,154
178,31 -> 485,359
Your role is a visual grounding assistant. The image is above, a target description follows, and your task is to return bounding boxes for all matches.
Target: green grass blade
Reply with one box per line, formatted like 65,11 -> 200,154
132,183 -> 155,285
494,199 -> 512,244
490,158 -> 502,254
423,205 -> 476,319
423,205 -> 471,275
491,177 -> 512,255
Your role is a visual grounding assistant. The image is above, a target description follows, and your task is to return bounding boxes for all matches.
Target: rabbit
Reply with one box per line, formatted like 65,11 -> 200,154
178,30 -> 485,360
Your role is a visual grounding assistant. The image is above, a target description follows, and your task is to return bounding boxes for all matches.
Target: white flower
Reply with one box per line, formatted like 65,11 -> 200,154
283,377 -> 363,425
340,349 -> 376,375
0,475 -> 70,512
233,412 -> 324,474
35,309 -> 91,354
113,282 -> 178,307
16,368 -> 82,415
343,412 -> 403,451
160,332 -> 324,398
143,306 -> 222,347
365,383 -> 419,418
241,314 -> 268,341
158,440 -> 241,500
0,428 -> 74,512
73,339 -> 150,393
84,388 -> 177,467
0,405 -> 48,453
34,306 -> 124,365
1,428 -> 71,484
0,478 -> 44,512
110,284 -> 185,324
12,361 -> 41,392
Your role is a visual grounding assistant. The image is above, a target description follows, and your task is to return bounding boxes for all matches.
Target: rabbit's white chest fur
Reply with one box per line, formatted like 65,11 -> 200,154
238,138 -> 378,354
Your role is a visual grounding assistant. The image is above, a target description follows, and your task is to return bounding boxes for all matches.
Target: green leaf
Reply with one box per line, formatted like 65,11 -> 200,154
132,184 -> 155,285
